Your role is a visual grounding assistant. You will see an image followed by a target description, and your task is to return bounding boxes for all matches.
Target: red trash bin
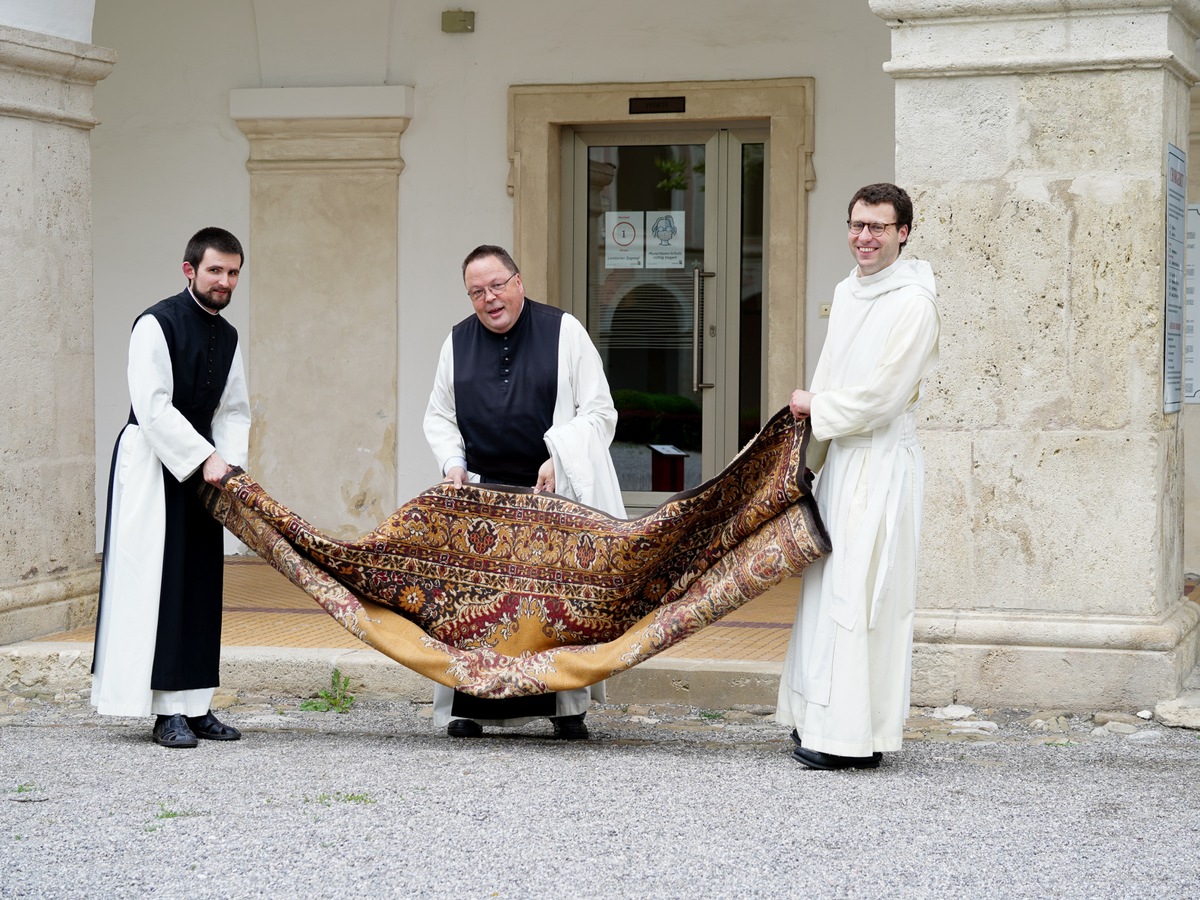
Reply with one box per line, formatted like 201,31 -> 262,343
648,444 -> 688,493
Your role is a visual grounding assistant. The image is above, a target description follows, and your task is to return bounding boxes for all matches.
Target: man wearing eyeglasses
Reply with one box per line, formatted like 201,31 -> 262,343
778,183 -> 940,771
423,244 -> 625,740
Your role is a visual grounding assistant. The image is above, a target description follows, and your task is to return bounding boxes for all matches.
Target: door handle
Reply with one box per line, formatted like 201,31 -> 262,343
692,267 -> 716,392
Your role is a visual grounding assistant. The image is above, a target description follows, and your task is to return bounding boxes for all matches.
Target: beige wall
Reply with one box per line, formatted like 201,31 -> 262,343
1,0 -> 1197,707
0,0 -> 94,43
89,0 -> 895,537
90,2 -> 258,544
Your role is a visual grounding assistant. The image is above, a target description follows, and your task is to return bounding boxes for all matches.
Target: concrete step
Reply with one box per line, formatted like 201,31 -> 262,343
7,640 -> 1198,728
1,640 -> 784,711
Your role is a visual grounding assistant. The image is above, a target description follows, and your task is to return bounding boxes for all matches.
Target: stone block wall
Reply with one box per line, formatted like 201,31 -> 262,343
873,0 -> 1200,706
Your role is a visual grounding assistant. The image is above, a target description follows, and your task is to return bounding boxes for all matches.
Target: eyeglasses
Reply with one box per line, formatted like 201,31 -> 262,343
847,220 -> 897,236
467,271 -> 517,302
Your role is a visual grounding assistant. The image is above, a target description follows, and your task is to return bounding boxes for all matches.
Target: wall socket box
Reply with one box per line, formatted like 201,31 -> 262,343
819,303 -> 832,318
441,10 -> 475,32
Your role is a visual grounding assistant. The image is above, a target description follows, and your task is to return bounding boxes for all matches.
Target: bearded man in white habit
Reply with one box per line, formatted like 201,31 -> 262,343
91,227 -> 250,749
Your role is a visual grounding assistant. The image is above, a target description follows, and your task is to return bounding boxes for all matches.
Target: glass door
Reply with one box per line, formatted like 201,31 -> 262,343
564,127 -> 767,515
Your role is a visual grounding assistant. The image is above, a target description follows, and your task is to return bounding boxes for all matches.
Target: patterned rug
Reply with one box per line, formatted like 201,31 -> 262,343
200,407 -> 830,698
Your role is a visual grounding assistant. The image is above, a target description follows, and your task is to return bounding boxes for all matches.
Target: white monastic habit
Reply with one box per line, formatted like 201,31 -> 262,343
425,303 -> 624,727
91,297 -> 250,718
777,256 -> 940,757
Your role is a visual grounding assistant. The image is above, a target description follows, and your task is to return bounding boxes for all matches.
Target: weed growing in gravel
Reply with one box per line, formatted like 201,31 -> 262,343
699,711 -> 724,720
155,803 -> 201,820
143,803 -> 201,832
8,783 -> 46,804
300,668 -> 356,713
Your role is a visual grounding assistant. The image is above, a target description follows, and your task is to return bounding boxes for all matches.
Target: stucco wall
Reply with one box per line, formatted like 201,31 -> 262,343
90,1 -> 257,545
0,0 -> 93,43
89,0 -> 894,542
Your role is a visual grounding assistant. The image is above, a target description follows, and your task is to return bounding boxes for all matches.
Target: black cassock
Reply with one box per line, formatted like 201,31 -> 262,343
95,290 -> 239,692
447,299 -> 568,720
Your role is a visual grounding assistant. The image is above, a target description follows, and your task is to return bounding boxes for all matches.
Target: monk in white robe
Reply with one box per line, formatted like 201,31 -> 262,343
424,244 -> 625,739
778,183 -> 940,770
92,229 -> 250,749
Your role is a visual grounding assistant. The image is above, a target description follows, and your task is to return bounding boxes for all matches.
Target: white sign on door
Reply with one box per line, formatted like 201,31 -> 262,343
605,212 -> 644,269
646,211 -> 685,268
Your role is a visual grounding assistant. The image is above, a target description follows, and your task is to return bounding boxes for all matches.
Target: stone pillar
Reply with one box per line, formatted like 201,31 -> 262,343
231,86 -> 412,538
0,25 -> 113,643
871,0 -> 1200,707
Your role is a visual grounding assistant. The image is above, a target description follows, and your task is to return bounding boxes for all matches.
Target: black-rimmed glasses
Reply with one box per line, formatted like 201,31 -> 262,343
467,272 -> 517,302
847,220 -> 897,236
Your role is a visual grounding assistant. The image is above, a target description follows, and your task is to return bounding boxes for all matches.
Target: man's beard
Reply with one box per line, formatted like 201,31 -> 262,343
193,284 -> 231,312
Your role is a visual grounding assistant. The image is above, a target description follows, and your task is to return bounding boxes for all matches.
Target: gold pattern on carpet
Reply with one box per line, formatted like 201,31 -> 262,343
201,407 -> 830,698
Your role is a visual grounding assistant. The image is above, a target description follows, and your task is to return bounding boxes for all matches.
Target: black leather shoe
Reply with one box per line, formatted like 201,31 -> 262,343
790,730 -> 881,762
153,714 -> 198,749
792,745 -> 880,770
186,711 -> 241,741
551,713 -> 589,740
447,718 -> 483,738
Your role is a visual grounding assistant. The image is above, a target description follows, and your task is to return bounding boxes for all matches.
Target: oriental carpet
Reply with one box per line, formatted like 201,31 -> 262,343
200,407 -> 830,698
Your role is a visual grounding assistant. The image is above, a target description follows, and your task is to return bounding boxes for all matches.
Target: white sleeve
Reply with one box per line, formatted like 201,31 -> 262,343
423,333 -> 468,476
127,315 -> 215,482
545,315 -> 626,517
553,314 -> 618,444
809,294 -> 940,441
210,341 -> 251,468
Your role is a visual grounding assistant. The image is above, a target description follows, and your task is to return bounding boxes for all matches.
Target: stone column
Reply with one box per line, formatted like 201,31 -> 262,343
231,86 -> 412,538
0,25 -> 113,643
871,0 -> 1200,707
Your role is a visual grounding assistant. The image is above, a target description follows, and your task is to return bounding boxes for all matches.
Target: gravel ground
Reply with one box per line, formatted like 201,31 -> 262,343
3,693 -> 1200,898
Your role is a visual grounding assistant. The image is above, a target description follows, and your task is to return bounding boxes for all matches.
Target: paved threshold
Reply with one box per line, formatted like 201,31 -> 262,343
3,560 -> 801,710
